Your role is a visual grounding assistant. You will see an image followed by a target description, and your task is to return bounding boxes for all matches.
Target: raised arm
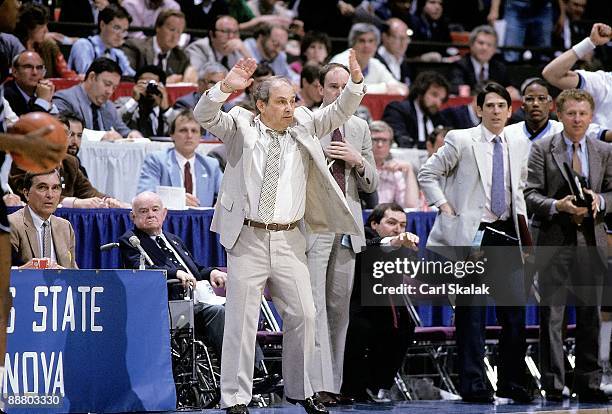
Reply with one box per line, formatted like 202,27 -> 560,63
542,23 -> 612,90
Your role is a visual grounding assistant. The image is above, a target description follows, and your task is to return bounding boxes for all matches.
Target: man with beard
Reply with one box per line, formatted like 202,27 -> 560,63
59,113 -> 88,177
382,71 -> 449,148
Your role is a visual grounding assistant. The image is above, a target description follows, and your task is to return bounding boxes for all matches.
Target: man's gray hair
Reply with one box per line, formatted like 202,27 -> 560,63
198,62 -> 228,80
348,23 -> 380,47
469,25 -> 497,46
369,120 -> 394,138
253,76 -> 293,105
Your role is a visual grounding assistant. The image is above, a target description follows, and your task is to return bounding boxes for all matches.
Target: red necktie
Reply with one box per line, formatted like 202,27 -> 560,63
331,128 -> 345,195
184,162 -> 193,194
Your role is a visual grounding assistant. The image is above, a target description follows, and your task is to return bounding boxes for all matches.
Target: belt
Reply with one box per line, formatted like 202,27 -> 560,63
243,219 -> 299,231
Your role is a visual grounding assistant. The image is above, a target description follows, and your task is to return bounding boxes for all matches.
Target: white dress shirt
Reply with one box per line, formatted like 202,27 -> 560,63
414,102 -> 434,144
29,206 -> 57,262
480,126 -> 511,222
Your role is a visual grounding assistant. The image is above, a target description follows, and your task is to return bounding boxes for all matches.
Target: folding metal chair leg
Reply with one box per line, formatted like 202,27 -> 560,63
394,372 -> 412,400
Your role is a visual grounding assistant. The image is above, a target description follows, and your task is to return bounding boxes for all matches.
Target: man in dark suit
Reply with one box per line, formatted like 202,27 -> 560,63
122,9 -> 196,84
342,202 -> 418,403
375,18 -> 413,85
119,190 -> 227,355
525,89 -> 612,403
4,51 -> 58,116
439,82 -> 484,130
53,57 -> 141,141
382,71 -> 449,148
449,25 -> 518,98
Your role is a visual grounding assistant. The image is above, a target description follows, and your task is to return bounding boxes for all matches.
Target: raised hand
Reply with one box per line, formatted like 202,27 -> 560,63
347,48 -> 364,84
590,23 -> 612,46
221,57 -> 258,93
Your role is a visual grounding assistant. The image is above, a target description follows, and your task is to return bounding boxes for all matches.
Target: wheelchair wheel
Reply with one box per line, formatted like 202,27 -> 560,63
171,329 -> 221,409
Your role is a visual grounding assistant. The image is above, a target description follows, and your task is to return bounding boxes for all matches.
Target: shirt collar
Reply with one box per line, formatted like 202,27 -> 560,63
482,125 -> 505,143
91,35 -> 111,53
153,36 -> 165,56
174,149 -> 195,167
562,133 -> 586,149
28,206 -> 49,231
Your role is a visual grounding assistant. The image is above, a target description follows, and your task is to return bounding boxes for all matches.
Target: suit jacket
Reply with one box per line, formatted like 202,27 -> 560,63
312,115 -> 378,253
382,99 -> 446,148
122,37 -> 190,78
449,54 -> 511,94
439,104 -> 480,130
3,79 -> 51,116
10,154 -> 106,202
524,133 -> 612,263
173,91 -> 202,110
53,84 -> 131,137
119,227 -> 213,281
137,148 -> 223,207
418,124 -> 531,248
194,82 -> 366,249
8,207 -> 77,268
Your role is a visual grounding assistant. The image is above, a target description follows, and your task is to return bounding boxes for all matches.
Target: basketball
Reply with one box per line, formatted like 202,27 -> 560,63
8,112 -> 67,173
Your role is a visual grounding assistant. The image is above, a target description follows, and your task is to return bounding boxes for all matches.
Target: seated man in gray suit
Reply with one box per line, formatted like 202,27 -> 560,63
122,9 -> 196,84
53,57 -> 142,141
9,170 -> 77,269
173,62 -> 227,112
138,109 -> 222,208
194,51 -> 365,414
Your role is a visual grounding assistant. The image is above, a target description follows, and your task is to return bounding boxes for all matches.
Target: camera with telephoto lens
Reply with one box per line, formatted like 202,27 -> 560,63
145,80 -> 161,96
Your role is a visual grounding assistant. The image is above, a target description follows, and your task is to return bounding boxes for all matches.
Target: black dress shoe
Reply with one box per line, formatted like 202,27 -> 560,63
316,391 -> 337,407
496,385 -> 533,403
462,390 -> 494,403
576,388 -> 609,403
543,390 -> 564,402
226,404 -> 249,414
287,395 -> 329,414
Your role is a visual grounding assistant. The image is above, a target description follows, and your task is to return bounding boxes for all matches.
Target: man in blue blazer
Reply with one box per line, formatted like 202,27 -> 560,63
137,109 -> 222,208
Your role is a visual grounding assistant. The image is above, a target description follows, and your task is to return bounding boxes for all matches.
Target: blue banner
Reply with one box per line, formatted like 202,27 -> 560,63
3,269 -> 176,413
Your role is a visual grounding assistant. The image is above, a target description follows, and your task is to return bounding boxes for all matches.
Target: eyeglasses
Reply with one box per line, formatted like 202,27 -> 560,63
215,28 -> 239,36
16,64 -> 46,73
109,24 -> 128,34
523,95 -> 551,103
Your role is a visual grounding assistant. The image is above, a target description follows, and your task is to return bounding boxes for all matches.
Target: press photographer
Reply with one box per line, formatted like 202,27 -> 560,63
115,65 -> 171,137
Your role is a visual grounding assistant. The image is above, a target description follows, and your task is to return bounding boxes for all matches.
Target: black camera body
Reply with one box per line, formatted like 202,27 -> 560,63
563,162 -> 593,211
145,80 -> 161,96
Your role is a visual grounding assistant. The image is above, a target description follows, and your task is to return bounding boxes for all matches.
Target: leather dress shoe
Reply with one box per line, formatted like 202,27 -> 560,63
226,404 -> 249,414
496,385 -> 533,403
576,388 -> 609,403
462,390 -> 494,403
253,373 -> 281,394
286,395 -> 329,414
316,391 -> 337,407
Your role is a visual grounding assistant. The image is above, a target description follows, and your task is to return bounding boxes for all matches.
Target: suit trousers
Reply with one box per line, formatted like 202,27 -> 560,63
307,233 -> 356,393
539,230 -> 603,393
220,225 -> 315,407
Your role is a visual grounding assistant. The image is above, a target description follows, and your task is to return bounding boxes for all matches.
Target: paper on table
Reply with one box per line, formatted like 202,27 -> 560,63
82,128 -> 106,142
156,186 -> 187,210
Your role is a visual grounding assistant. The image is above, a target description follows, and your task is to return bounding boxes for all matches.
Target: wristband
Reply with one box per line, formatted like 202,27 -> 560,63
572,37 -> 596,60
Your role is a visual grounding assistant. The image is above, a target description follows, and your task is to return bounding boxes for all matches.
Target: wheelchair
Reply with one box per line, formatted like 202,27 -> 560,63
167,279 -> 221,409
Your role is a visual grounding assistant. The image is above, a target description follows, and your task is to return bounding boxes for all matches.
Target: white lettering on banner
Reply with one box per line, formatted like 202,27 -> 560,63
32,286 -> 104,332
7,287 -> 15,334
3,352 -> 64,396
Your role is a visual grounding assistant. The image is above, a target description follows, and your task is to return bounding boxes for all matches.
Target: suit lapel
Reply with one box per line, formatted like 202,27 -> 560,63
551,134 -> 572,187
49,216 -> 66,267
134,228 -> 168,266
587,138 -> 602,190
242,118 -> 257,181
168,150 -> 182,187
23,208 -> 41,258
145,38 -> 156,66
472,127 -> 489,197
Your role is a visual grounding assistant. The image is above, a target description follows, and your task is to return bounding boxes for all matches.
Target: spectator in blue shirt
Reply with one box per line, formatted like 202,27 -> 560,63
68,4 -> 136,77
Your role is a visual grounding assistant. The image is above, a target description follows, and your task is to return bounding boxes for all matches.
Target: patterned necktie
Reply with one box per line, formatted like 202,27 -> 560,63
156,236 -> 185,270
41,221 -> 51,258
491,136 -> 505,217
331,128 -> 346,194
258,130 -> 282,223
91,103 -> 101,130
184,162 -> 193,194
572,143 -> 582,176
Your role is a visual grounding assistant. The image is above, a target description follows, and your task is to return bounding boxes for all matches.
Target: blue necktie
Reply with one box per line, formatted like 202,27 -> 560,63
491,136 -> 505,217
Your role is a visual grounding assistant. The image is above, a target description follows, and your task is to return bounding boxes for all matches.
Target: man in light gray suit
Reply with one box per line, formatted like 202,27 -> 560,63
525,89 -> 612,403
418,82 -> 533,403
194,51 -> 366,414
306,63 -> 377,405
53,58 -> 141,141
